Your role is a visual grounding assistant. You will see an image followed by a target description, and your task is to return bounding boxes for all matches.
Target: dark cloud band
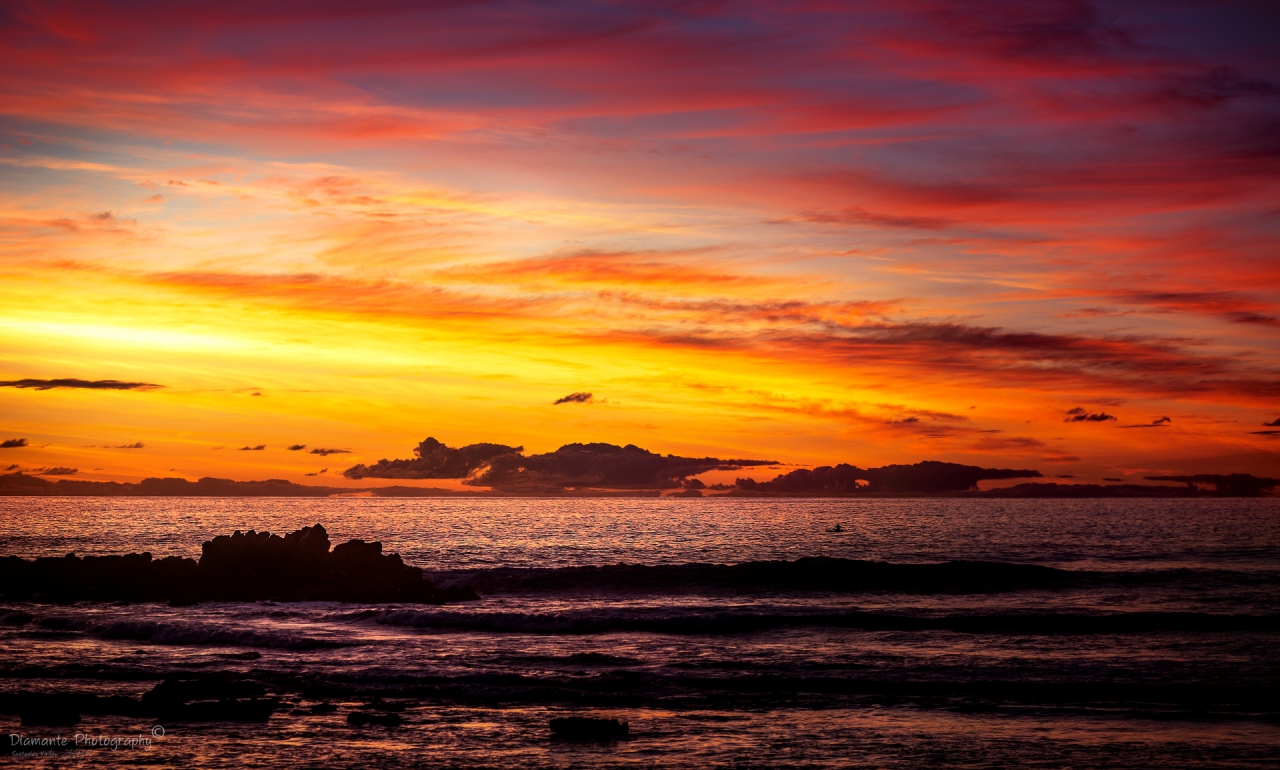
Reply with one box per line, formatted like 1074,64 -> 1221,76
345,437 -> 521,480
0,378 -> 161,391
1065,408 -> 1116,423
345,437 -> 774,490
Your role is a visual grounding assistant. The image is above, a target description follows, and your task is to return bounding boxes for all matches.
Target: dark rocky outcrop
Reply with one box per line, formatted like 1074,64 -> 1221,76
0,524 -> 478,604
1,676 -> 279,725
19,697 -> 81,726
549,716 -> 629,740
142,676 -> 279,722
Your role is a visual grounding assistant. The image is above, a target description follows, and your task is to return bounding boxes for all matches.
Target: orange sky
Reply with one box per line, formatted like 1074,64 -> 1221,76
2,1 -> 1278,486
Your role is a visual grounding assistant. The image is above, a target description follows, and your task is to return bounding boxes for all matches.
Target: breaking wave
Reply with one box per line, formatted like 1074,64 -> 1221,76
364,606 -> 1280,636
31,615 -> 352,650
424,557 -> 1072,596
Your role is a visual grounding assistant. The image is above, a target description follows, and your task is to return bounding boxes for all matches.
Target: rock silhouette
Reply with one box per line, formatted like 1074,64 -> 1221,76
0,524 -> 478,604
142,676 -> 279,722
549,716 -> 629,740
348,711 -> 404,727
1,676 -> 280,725
19,697 -> 81,726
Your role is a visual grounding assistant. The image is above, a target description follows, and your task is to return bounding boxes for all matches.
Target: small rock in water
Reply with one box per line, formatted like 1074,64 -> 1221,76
363,697 -> 412,712
141,675 -> 278,722
20,702 -> 80,726
549,716 -> 629,741
348,711 -> 404,727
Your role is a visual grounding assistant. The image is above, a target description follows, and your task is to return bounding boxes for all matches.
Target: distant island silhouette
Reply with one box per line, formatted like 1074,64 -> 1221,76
2,439 -> 1275,497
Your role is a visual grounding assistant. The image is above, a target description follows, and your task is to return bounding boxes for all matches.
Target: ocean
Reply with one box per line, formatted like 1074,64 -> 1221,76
1,497 -> 1277,767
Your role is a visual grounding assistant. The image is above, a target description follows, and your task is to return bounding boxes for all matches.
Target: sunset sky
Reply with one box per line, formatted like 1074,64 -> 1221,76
1,0 -> 1278,486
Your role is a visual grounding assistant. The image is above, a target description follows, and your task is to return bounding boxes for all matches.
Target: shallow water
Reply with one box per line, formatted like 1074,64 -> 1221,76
1,497 -> 1277,767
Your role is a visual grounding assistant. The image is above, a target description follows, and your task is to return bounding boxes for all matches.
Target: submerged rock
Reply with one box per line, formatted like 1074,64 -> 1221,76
0,692 -> 145,724
141,675 -> 266,708
0,523 -> 478,604
19,700 -> 80,726
549,716 -> 629,741
363,697 -> 412,713
141,676 -> 278,722
348,711 -> 404,727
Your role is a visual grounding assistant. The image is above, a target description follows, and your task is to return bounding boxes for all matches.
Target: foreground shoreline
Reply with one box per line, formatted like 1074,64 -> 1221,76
1,498 -> 1275,767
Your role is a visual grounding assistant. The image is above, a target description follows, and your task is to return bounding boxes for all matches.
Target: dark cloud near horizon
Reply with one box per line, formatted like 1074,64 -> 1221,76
1264,418 -> 1280,427
114,442 -> 144,449
476,442 -> 777,491
1064,408 -> 1116,422
310,448 -> 350,456
34,467 -> 77,476
345,437 -> 522,480
239,445 -> 266,451
287,444 -> 307,451
1103,478 -> 1122,482
0,378 -> 162,391
5,464 -> 18,471
737,461 -> 1041,495
305,469 -> 329,476
345,437 -> 774,489
0,439 -> 27,448
1147,473 -> 1279,496
1120,416 -> 1171,428
553,392 -> 593,405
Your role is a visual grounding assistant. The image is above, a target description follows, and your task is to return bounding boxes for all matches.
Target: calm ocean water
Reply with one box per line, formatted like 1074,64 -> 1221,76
1,497 -> 1278,768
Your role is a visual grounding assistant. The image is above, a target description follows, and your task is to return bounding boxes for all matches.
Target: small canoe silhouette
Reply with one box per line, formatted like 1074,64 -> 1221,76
826,524 -> 845,533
